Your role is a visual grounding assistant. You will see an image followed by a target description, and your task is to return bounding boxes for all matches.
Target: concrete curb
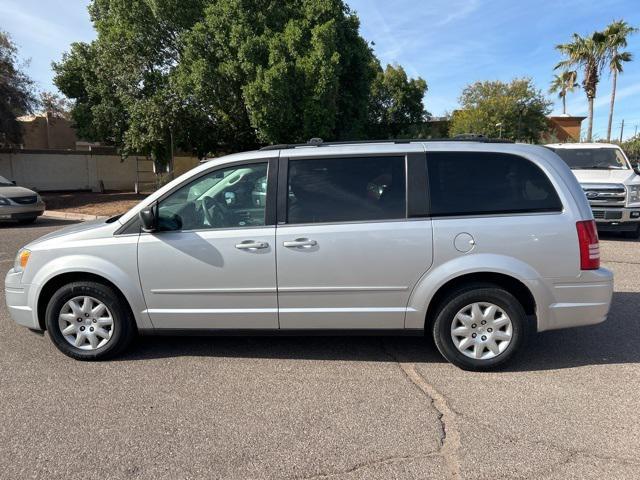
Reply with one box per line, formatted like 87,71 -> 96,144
42,210 -> 108,222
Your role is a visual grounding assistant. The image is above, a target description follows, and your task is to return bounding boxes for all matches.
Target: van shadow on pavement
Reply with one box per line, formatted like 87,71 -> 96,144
120,292 -> 640,372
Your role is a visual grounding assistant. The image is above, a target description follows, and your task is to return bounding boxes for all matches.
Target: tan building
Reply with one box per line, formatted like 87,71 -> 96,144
544,114 -> 586,143
15,112 -> 79,150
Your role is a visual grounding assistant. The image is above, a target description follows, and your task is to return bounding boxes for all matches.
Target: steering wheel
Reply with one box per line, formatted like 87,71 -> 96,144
200,195 -> 230,227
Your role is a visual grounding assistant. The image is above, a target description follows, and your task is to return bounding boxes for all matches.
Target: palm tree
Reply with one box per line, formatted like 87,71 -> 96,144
549,70 -> 578,115
603,20 -> 637,141
555,32 -> 608,142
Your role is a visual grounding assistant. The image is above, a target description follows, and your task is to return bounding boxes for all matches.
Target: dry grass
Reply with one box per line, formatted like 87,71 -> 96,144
41,191 -> 148,217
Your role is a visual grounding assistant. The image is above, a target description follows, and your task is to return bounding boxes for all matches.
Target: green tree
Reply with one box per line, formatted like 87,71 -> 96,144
555,31 -> 608,142
548,70 -> 578,115
366,63 -> 428,138
0,31 -> 38,145
449,78 -> 551,142
54,0 -> 379,161
54,0 -> 206,163
602,20 -> 637,141
621,134 -> 640,163
175,0 -> 377,148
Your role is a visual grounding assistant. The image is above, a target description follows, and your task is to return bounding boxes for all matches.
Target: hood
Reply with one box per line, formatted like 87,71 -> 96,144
571,169 -> 639,185
0,185 -> 38,198
26,218 -> 112,248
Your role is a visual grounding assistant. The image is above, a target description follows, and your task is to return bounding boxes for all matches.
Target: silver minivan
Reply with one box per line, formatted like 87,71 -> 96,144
4,140 -> 613,370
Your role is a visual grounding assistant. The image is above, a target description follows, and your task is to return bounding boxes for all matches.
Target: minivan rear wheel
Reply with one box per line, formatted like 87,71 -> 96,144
432,285 -> 528,371
45,281 -> 135,360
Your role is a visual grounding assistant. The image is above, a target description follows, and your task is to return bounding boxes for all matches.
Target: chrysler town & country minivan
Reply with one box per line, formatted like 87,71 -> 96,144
4,140 -> 614,370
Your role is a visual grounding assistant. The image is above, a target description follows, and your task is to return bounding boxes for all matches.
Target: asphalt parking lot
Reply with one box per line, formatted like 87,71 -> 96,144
1,218 -> 639,479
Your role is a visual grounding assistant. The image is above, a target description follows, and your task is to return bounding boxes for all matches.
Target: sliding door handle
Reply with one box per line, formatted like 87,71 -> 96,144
283,238 -> 317,248
235,241 -> 269,250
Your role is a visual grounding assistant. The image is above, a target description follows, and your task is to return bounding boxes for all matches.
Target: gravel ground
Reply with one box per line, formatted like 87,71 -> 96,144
41,191 -> 147,217
1,217 -> 639,479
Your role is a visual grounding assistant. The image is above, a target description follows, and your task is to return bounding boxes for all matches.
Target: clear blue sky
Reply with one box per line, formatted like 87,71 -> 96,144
3,0 -> 640,140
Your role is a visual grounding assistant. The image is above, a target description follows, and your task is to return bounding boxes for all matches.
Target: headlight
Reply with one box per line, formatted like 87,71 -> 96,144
0,196 -> 9,206
13,248 -> 31,273
628,185 -> 640,205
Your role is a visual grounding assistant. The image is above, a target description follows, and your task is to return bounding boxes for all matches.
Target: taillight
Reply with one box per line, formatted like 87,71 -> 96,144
576,220 -> 600,270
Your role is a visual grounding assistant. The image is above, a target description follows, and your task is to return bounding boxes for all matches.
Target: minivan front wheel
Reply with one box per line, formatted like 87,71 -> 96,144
432,286 -> 528,371
45,281 -> 135,360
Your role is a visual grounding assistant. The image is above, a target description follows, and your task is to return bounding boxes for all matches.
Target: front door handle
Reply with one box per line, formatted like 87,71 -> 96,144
235,240 -> 269,250
283,238 -> 317,248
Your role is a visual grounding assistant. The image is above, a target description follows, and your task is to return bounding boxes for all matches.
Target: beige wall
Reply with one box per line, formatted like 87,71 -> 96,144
18,113 -> 78,150
0,151 -> 200,192
173,156 -> 201,177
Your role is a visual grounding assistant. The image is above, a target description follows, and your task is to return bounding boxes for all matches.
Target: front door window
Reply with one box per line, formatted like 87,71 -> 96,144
157,163 -> 269,231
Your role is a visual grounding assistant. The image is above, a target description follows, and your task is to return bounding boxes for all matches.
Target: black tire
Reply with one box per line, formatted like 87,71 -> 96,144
17,216 -> 37,225
622,224 -> 640,239
45,281 -> 135,360
432,284 -> 529,371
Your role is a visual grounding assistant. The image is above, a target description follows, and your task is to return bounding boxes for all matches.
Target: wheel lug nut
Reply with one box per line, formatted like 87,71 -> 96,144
472,333 -> 477,338
481,335 -> 487,341
85,313 -> 90,317
488,328 -> 493,333
77,318 -> 82,322
90,327 -> 94,332
80,326 -> 85,331
92,319 -> 97,323
471,324 -> 477,329
481,320 -> 486,325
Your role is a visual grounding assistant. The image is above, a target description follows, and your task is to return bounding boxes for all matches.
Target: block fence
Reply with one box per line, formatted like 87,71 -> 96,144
0,149 -> 200,192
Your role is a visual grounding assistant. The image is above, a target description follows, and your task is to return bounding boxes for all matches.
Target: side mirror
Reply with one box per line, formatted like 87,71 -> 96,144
634,163 -> 640,176
139,204 -> 157,232
11,180 -> 16,185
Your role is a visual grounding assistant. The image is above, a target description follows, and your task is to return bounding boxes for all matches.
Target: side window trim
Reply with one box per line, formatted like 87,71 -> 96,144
276,156 -> 289,225
277,153 -> 409,226
407,152 -> 429,217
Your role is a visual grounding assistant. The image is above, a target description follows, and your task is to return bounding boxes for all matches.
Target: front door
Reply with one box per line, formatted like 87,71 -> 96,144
275,152 -> 433,329
138,160 -> 279,329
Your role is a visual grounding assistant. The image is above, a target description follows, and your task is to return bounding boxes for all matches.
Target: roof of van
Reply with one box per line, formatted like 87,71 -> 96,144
259,137 -> 514,151
546,142 -> 621,149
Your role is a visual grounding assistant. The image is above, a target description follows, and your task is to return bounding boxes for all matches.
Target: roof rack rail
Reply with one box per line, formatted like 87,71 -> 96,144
259,137 -> 514,151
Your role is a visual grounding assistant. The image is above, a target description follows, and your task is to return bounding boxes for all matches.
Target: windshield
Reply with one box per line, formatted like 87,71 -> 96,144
550,147 -> 629,170
0,175 -> 13,186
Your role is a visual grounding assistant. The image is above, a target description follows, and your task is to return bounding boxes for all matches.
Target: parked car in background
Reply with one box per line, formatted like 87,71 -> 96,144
546,143 -> 640,238
5,140 -> 613,370
0,175 -> 45,224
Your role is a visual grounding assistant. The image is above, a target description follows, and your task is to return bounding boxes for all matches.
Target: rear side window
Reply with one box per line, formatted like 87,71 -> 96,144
427,152 -> 562,216
286,156 -> 406,224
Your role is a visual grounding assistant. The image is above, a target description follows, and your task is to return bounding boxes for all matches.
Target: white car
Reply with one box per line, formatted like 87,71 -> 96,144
0,175 -> 45,224
546,143 -> 640,238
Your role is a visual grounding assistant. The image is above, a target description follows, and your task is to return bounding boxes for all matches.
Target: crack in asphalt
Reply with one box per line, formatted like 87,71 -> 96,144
382,343 -> 461,480
456,412 -> 640,478
602,259 -> 640,265
299,451 -> 440,479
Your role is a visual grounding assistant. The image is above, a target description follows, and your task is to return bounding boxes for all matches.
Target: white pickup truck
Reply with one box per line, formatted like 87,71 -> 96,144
546,142 -> 640,238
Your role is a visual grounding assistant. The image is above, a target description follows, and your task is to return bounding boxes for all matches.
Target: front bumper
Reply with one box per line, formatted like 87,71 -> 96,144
4,269 -> 39,330
0,202 -> 45,220
592,207 -> 640,231
541,268 -> 614,331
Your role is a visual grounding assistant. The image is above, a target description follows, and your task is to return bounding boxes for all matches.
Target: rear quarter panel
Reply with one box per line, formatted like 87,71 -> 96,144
406,143 -> 591,330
